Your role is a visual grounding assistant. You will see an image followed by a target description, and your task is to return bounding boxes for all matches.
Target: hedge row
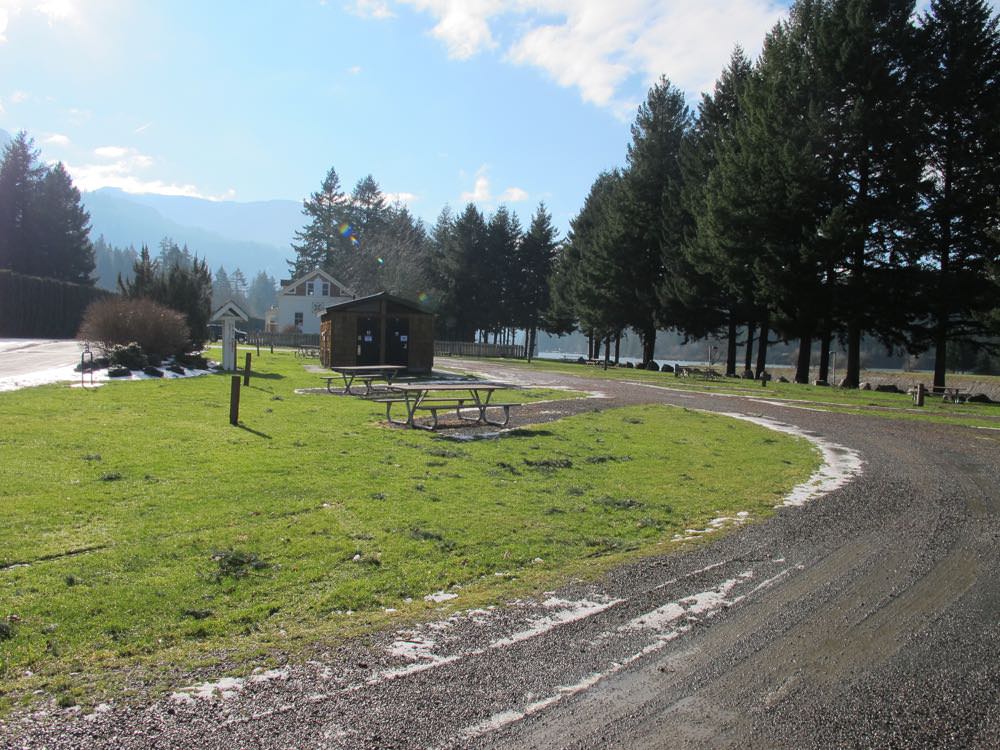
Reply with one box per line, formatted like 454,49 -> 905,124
0,269 -> 111,338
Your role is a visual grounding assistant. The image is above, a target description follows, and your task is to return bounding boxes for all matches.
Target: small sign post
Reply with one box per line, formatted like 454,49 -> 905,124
229,376 -> 241,425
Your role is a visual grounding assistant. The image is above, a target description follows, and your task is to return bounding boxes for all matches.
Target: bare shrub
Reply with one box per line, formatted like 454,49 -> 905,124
78,297 -> 190,357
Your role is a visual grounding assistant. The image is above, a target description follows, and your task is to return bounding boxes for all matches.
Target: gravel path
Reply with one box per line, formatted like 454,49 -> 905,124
4,358 -> 998,749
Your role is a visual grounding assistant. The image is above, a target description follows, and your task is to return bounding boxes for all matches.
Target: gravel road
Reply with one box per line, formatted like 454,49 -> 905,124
3,358 -> 998,749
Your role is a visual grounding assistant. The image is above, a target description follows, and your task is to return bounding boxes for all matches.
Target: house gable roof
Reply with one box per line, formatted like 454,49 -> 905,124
280,268 -> 352,296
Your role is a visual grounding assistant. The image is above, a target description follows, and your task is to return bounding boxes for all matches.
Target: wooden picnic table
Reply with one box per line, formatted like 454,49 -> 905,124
324,365 -> 406,396
379,380 -> 518,429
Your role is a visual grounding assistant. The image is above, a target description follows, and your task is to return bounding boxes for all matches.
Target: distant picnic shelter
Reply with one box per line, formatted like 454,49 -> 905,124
319,292 -> 434,374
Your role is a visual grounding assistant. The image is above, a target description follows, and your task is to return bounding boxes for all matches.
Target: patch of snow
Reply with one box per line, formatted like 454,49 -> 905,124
720,412 -> 864,507
0,363 -> 213,393
424,591 -> 458,603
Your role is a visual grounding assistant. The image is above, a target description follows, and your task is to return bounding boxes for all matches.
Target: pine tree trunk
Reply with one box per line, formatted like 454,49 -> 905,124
603,336 -> 611,370
818,328 -> 832,383
844,322 -> 861,389
725,315 -> 738,377
744,320 -> 756,375
527,327 -> 535,363
933,320 -> 948,390
588,332 -> 595,360
642,324 -> 656,365
755,314 -> 770,379
795,330 -> 812,384
614,333 -> 621,365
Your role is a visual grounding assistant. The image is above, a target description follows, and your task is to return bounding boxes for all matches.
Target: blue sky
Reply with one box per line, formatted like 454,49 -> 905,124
0,1 -> 953,232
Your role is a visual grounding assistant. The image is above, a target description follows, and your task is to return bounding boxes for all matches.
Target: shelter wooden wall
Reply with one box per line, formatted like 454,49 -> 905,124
319,296 -> 434,373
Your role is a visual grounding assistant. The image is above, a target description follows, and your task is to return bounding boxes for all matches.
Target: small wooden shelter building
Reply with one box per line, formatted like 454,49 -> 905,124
319,292 -> 434,373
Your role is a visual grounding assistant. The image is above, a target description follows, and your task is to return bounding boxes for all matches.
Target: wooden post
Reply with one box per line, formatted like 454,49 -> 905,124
915,382 -> 925,407
243,352 -> 252,386
230,376 -> 241,425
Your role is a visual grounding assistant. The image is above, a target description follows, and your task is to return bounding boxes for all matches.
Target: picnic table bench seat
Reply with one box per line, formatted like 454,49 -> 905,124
373,396 -> 519,430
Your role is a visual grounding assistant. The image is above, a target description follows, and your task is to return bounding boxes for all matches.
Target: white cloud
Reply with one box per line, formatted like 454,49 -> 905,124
401,0 -> 504,59
460,164 -> 492,202
346,0 -> 395,19
67,147 -> 226,200
94,145 -> 128,159
458,165 -> 527,205
35,0 -> 77,24
384,191 -> 418,205
348,64 -> 362,75
0,8 -> 8,42
43,133 -> 70,146
134,122 -> 152,134
500,186 -> 529,202
389,1 -> 785,114
10,89 -> 28,103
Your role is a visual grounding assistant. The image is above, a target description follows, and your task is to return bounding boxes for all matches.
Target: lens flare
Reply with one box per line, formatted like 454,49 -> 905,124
376,257 -> 384,265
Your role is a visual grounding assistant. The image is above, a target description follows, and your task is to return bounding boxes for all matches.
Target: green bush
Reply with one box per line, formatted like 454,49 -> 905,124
78,297 -> 190,357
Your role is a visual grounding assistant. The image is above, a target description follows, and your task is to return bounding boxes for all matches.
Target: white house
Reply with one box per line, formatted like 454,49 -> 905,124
265,269 -> 353,334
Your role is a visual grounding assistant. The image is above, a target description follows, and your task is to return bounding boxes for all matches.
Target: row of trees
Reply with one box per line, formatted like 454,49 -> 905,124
287,168 -> 559,353
211,266 -> 278,318
554,0 -> 1000,387
288,169 -> 435,301
0,132 -> 95,284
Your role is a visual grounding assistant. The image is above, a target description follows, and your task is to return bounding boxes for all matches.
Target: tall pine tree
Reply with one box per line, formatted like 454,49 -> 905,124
914,0 -> 1000,387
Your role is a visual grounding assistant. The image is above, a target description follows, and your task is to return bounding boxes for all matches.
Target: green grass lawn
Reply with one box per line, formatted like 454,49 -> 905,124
0,350 -> 818,711
486,357 -> 1000,429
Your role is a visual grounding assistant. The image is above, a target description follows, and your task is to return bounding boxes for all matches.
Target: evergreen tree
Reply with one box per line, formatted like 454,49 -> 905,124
93,236 -> 138,291
289,166 -> 351,278
672,47 -> 756,375
568,171 -> 634,354
816,0 -> 923,387
706,1 -> 832,383
0,131 -> 45,276
914,0 -> 1000,387
212,265 -> 233,307
515,202 -> 559,360
34,162 -> 95,283
483,205 -> 522,340
119,245 -> 160,299
247,271 -> 278,318
620,77 -> 692,363
433,203 -> 488,340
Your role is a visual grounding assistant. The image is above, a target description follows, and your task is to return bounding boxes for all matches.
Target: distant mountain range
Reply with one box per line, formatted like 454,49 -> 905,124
2,131 -> 304,278
83,188 -> 303,279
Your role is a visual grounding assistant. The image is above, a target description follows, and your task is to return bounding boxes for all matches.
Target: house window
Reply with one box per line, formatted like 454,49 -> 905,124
294,312 -> 303,329
306,281 -> 315,296
321,282 -> 330,296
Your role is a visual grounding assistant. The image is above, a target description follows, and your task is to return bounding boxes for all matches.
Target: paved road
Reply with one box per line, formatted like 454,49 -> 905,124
0,339 -> 82,379
4,359 -> 998,749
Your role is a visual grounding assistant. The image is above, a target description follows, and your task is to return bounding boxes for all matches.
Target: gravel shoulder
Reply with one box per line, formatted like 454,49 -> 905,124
3,358 -> 997,749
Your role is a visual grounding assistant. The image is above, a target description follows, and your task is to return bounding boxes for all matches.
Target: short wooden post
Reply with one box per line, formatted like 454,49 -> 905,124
229,376 -> 241,425
915,382 -> 925,407
243,352 -> 252,386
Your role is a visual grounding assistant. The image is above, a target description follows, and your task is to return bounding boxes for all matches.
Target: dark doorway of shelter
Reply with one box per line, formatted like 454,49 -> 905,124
357,317 -> 380,365
386,317 -> 409,367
